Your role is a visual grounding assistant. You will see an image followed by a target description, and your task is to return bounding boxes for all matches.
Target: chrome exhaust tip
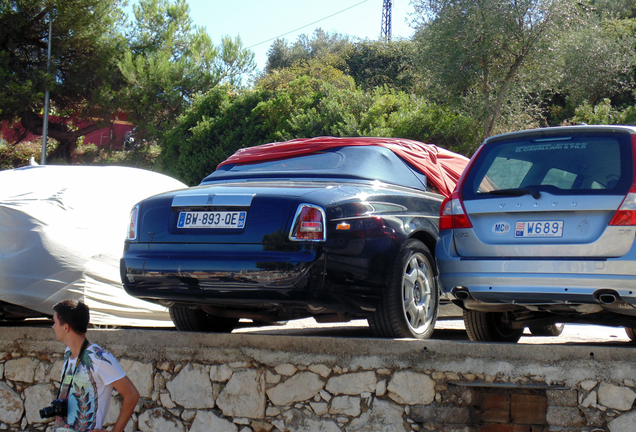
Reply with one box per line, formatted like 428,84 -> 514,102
598,293 -> 618,305
594,289 -> 620,305
452,288 -> 471,301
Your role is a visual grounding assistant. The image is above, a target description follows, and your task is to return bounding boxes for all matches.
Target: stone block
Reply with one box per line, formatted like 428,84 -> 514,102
479,425 -> 531,432
598,383 -> 636,411
387,371 -> 436,405
511,394 -> 547,425
608,410 -> 636,432
346,399 -> 407,432
120,359 -> 154,398
217,369 -> 266,419
546,389 -> 577,407
545,406 -> 585,427
267,371 -> 324,406
411,405 -> 470,424
138,407 -> 185,432
5,357 -> 37,383
0,381 -> 24,424
325,371 -> 376,396
166,363 -> 216,409
329,395 -> 361,416
581,407 -> 605,428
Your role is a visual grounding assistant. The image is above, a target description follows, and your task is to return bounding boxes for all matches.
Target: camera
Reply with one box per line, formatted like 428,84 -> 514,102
40,398 -> 67,419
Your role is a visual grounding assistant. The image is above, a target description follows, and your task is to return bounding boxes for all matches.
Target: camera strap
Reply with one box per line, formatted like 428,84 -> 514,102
57,339 -> 90,400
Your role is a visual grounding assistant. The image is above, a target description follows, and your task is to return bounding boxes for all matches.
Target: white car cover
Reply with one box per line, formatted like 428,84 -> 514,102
0,165 -> 186,326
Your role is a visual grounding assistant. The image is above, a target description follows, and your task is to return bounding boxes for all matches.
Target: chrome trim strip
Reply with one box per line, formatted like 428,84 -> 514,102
172,194 -> 255,207
289,204 -> 327,242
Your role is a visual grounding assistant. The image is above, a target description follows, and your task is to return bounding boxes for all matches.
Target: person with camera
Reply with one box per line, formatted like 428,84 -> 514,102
44,299 -> 140,432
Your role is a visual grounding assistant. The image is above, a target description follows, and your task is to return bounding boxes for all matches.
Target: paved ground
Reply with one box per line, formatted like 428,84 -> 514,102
232,317 -> 634,346
8,316 -> 634,346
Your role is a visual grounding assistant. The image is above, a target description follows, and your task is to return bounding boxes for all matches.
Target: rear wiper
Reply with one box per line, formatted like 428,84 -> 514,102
481,187 -> 541,199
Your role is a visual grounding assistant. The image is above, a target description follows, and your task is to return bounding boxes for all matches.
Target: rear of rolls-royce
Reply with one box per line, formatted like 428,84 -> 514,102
120,182 -> 390,315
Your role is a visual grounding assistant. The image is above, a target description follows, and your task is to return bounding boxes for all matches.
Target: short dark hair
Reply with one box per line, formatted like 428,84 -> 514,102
53,300 -> 90,334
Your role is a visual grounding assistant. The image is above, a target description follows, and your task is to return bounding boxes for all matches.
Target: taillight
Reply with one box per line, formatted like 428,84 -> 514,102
290,204 -> 326,241
609,135 -> 636,226
127,205 -> 139,240
609,185 -> 636,226
439,192 -> 472,230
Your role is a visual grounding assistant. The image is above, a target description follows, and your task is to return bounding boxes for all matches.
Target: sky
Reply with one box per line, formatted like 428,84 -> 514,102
182,0 -> 418,72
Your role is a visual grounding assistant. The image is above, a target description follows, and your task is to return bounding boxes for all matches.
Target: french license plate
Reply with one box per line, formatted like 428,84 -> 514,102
177,211 -> 247,229
515,221 -> 563,238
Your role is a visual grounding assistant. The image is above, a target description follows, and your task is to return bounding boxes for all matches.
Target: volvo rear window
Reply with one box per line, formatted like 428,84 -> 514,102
463,132 -> 634,199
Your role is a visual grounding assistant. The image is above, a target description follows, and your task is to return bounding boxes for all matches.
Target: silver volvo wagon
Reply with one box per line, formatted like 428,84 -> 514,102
436,125 -> 636,342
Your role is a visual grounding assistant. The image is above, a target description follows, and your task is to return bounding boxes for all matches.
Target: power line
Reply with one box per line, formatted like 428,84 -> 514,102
245,0 -> 370,50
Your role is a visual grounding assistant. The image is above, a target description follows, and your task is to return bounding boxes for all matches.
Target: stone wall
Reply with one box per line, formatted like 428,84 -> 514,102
1,328 -> 635,432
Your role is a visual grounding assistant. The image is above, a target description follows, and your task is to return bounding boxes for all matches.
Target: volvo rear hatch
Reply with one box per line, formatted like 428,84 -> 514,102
443,127 -> 636,258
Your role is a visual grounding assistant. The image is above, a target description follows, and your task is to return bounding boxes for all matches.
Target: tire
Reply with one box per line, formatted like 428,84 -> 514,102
169,306 -> 238,333
464,310 -> 524,343
625,327 -> 636,342
529,323 -> 565,337
368,239 -> 438,339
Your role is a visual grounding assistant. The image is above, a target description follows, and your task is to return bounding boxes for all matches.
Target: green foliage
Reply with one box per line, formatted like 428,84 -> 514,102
0,0 -> 126,156
264,31 -> 420,94
379,95 -> 481,155
0,0 -> 255,162
341,39 -> 420,93
161,70 -> 480,185
412,0 -> 579,139
0,139 -> 57,169
264,29 -> 350,73
160,86 -> 271,185
118,0 -> 256,142
555,14 -> 636,105
572,98 -> 636,125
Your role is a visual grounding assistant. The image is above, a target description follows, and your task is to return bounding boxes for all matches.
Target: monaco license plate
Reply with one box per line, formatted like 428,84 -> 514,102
177,211 -> 247,229
515,220 -> 563,238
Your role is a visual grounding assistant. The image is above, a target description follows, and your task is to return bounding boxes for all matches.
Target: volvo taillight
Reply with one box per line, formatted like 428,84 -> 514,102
439,192 -> 472,230
290,204 -> 326,241
609,185 -> 636,226
127,205 -> 139,240
609,135 -> 636,226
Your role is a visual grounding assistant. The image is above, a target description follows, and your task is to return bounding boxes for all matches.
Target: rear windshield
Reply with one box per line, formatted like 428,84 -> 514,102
463,131 -> 634,199
203,146 -> 430,191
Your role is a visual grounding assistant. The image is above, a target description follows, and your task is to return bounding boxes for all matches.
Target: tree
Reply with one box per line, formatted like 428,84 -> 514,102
117,0 -> 256,142
0,0 -> 256,163
556,13 -> 636,105
0,0 -> 126,159
161,86 -> 270,185
413,0 -> 578,139
264,29 -> 350,73
342,39 -> 419,92
162,58 -> 480,184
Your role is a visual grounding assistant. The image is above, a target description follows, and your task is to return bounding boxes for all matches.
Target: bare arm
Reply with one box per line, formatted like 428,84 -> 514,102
91,376 -> 139,432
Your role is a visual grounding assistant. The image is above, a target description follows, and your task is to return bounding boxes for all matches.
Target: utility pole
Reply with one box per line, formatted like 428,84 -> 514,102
41,11 -> 53,165
381,0 -> 392,41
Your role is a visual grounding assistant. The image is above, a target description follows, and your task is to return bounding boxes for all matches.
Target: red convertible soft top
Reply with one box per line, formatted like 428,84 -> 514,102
217,137 -> 469,197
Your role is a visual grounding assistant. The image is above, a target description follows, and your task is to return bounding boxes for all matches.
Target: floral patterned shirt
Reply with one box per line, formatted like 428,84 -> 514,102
55,343 -> 126,431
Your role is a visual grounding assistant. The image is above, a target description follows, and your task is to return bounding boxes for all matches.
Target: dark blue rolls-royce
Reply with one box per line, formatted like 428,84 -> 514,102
121,137 -> 468,339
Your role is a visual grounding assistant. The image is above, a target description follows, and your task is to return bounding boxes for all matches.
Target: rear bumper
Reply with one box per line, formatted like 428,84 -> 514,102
120,242 -> 385,314
435,232 -> 636,313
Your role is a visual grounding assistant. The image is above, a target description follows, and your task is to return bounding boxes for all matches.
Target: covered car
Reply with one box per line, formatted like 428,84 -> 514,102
121,137 -> 468,339
0,165 -> 186,326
